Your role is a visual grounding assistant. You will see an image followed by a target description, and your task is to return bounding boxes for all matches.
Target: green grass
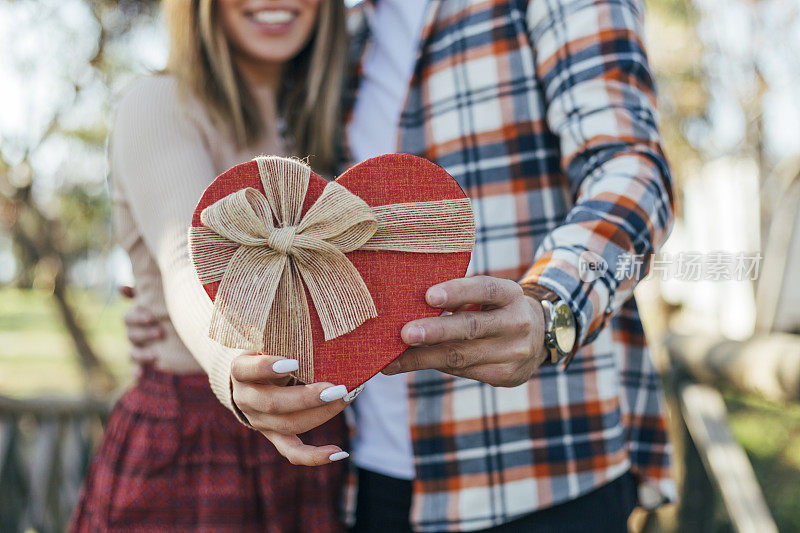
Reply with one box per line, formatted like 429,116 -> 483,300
724,393 -> 800,531
0,287 -> 133,397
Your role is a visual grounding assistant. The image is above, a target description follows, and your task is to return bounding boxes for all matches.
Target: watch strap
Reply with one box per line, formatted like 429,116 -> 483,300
521,282 -> 580,369
521,283 -> 560,303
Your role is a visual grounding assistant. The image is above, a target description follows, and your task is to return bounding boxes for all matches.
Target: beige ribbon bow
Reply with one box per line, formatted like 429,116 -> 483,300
189,156 -> 474,383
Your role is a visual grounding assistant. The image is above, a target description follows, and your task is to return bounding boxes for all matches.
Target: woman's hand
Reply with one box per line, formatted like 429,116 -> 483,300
231,353 -> 359,466
382,276 -> 549,387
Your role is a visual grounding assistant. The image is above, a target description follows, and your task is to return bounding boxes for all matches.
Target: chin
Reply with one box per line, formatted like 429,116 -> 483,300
247,42 -> 307,64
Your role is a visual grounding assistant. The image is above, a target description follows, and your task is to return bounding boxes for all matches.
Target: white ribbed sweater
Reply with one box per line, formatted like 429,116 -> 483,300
110,74 -> 283,414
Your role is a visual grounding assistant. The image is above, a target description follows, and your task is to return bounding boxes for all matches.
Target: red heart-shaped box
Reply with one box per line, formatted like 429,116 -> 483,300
192,153 -> 473,390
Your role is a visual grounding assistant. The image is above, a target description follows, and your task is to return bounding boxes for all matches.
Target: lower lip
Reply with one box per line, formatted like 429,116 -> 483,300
247,15 -> 297,35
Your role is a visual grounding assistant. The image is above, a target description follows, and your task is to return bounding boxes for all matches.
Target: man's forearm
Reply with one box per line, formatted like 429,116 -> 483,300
523,0 -> 674,349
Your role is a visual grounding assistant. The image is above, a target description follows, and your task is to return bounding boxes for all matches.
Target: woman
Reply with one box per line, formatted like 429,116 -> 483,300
71,1 -> 351,531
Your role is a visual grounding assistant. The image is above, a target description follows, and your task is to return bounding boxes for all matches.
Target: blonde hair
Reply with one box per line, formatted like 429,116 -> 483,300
163,0 -> 347,175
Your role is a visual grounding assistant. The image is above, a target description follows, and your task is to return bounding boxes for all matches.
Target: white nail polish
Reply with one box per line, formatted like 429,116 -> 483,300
272,359 -> 299,374
328,451 -> 349,462
343,384 -> 365,402
319,385 -> 348,402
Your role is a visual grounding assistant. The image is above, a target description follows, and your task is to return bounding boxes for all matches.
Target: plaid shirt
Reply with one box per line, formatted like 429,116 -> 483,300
344,0 -> 675,530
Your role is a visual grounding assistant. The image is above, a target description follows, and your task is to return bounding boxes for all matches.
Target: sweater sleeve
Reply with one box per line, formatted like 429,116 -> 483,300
109,77 -> 246,421
521,0 -> 674,350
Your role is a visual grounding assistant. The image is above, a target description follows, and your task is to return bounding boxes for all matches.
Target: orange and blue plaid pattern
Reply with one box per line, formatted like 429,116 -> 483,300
346,0 -> 675,530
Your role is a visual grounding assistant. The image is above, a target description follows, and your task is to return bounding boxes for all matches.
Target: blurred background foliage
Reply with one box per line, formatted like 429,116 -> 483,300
1,0 -> 161,394
0,0 -> 799,531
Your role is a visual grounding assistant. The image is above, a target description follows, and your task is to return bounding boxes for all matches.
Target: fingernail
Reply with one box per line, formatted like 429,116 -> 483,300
405,325 -> 425,345
272,359 -> 299,374
328,451 -> 349,462
343,384 -> 365,402
319,385 -> 348,402
427,287 -> 447,306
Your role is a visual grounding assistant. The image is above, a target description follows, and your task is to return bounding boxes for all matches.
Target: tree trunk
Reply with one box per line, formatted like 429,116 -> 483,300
52,270 -> 116,393
2,189 -> 116,395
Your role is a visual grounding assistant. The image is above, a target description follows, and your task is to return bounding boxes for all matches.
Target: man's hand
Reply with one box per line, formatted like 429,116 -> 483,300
120,286 -> 164,367
231,353 -> 359,466
382,276 -> 548,387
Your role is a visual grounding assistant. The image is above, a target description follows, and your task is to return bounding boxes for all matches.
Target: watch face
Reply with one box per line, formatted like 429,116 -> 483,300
552,302 -> 576,354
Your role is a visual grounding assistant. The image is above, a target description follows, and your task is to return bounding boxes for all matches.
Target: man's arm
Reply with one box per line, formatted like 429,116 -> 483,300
521,0 -> 674,350
387,0 -> 673,383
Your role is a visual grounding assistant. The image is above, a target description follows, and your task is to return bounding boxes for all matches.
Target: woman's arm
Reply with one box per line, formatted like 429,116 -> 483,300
110,76 -> 246,413
111,76 -> 351,463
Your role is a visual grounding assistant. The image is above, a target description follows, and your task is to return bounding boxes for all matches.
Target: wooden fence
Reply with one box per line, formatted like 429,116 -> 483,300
663,332 -> 800,533
0,395 -> 109,533
651,165 -> 800,532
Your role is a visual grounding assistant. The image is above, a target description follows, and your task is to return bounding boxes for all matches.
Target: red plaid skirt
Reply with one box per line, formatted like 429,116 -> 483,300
71,365 -> 347,532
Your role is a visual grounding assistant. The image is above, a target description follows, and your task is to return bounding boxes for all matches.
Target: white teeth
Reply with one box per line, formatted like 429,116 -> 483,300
251,10 -> 294,25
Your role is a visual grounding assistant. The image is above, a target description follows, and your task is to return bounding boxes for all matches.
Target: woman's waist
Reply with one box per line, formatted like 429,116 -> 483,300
147,328 -> 206,374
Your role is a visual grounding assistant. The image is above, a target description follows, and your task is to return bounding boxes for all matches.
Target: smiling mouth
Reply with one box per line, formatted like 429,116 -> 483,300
246,8 -> 298,27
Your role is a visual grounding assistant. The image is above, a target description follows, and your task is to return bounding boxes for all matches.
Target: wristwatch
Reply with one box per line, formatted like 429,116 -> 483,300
522,284 -> 578,367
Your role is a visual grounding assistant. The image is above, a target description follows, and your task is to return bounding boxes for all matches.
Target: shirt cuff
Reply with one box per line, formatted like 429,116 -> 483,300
520,251 -> 614,354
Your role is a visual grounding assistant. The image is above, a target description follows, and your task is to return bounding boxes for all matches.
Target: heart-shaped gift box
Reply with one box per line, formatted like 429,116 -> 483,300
189,153 -> 474,390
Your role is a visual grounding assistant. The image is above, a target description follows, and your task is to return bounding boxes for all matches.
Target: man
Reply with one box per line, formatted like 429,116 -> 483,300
127,0 -> 675,530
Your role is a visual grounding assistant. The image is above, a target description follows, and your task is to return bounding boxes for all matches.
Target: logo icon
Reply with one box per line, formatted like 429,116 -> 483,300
578,251 -> 607,282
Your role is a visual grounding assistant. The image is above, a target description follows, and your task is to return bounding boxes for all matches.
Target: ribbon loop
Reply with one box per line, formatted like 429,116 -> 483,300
188,155 -> 475,384
200,188 -> 274,245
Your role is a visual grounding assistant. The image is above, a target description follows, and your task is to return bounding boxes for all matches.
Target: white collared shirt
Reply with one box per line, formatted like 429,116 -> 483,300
346,0 -> 429,480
